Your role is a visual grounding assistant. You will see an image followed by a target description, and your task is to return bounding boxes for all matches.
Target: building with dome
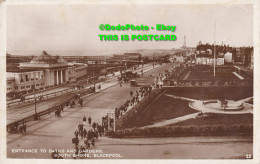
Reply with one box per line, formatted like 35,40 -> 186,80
7,51 -> 86,98
19,51 -> 69,87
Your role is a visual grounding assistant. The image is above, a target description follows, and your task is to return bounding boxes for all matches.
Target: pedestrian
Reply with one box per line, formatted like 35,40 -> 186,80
101,125 -> 105,135
88,117 -> 92,125
80,130 -> 84,139
74,130 -> 79,137
74,136 -> 79,146
23,123 -> 26,133
79,99 -> 83,107
78,123 -> 82,134
51,149 -> 58,159
80,124 -> 83,134
74,144 -> 79,157
79,146 -> 85,158
58,109 -> 61,117
71,101 -> 75,108
83,116 -> 86,122
84,138 -> 88,148
92,122 -> 97,131
94,130 -> 98,139
130,91 -> 133,97
91,138 -> 95,147
83,129 -> 87,138
19,125 -> 23,134
87,130 -> 91,141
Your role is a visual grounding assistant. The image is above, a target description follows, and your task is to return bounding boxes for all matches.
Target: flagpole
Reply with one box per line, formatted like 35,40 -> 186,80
214,22 -> 216,77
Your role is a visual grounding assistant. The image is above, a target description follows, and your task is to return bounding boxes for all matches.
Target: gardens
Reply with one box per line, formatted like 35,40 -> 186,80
112,85 -> 253,138
110,64 -> 253,138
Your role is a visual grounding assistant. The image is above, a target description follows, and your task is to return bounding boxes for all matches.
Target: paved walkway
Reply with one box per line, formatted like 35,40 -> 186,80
189,100 -> 253,114
164,94 -> 253,114
237,97 -> 253,103
182,71 -> 191,80
164,94 -> 198,102
233,72 -> 244,80
140,112 -> 199,128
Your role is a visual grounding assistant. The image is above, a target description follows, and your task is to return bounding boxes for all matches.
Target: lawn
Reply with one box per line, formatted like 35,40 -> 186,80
170,113 -> 253,126
187,71 -> 238,80
165,86 -> 253,101
128,94 -> 197,128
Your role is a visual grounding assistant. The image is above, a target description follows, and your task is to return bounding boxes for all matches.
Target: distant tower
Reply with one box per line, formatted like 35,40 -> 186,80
183,36 -> 186,48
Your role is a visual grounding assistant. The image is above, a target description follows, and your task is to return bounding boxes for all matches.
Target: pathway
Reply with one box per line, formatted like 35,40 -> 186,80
164,94 -> 198,102
140,112 -> 199,128
233,72 -> 244,80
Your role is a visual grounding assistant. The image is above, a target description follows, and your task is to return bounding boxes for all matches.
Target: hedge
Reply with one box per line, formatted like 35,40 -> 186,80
110,124 -> 253,138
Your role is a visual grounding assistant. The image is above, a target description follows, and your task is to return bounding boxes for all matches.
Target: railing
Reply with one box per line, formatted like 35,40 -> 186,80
6,87 -> 96,133
7,87 -> 76,107
6,94 -> 76,133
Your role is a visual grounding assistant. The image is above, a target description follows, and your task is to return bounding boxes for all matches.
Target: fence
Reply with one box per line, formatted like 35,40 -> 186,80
7,88 -> 76,107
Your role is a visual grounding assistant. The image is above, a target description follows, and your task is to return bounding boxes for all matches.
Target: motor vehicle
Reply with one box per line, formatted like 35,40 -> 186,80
130,80 -> 137,87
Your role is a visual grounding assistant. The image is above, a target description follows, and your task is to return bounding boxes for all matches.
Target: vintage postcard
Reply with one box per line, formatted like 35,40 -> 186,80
0,0 -> 259,164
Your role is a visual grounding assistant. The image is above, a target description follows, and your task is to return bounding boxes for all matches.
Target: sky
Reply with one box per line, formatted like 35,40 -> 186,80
6,4 -> 253,55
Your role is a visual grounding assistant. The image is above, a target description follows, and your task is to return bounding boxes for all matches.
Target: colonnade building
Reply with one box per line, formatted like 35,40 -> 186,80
7,51 -> 87,97
19,51 -> 69,87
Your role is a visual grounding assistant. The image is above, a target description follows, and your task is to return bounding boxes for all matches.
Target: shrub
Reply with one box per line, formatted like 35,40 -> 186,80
111,124 -> 253,138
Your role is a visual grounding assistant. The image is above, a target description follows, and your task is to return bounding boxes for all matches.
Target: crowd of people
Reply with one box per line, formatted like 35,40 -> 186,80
70,115 -> 106,159
113,86 -> 153,119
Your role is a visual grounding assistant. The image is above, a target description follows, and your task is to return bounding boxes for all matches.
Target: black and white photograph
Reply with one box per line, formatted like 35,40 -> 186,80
0,0 -> 259,163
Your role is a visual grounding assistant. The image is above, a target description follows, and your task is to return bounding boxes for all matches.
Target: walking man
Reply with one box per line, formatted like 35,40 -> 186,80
88,117 -> 92,125
23,123 -> 26,133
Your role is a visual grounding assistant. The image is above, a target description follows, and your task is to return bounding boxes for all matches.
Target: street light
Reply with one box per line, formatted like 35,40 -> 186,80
92,61 -> 96,92
33,75 -> 38,120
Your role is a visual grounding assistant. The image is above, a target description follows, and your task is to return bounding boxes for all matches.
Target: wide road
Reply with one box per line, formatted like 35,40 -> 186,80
7,63 -> 176,158
7,62 -> 252,159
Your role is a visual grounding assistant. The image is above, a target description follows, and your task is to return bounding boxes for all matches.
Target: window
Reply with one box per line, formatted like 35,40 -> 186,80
26,85 -> 30,88
41,83 -> 44,85
25,74 -> 29,82
20,74 -> 24,83
15,86 -> 18,90
21,86 -> 25,89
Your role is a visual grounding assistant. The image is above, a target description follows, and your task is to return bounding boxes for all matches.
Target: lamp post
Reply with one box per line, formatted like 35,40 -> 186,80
141,60 -> 144,76
214,22 -> 216,77
92,61 -> 95,92
33,75 -> 38,120
107,111 -> 110,137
